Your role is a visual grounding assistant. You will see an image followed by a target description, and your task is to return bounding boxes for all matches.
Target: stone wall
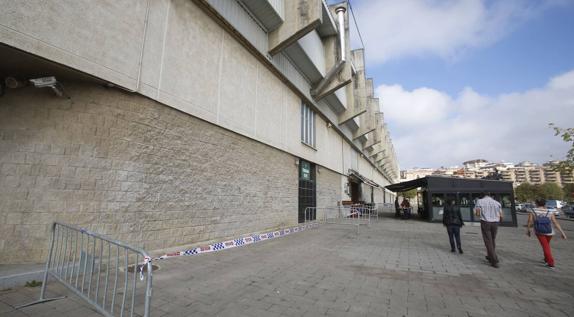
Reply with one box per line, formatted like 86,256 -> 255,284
0,82 -> 299,264
316,167 -> 341,208
373,187 -> 386,204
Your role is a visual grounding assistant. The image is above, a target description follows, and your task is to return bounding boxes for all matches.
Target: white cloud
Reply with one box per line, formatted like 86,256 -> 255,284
548,70 -> 574,90
351,0 -> 565,63
376,85 -> 452,125
377,69 -> 574,168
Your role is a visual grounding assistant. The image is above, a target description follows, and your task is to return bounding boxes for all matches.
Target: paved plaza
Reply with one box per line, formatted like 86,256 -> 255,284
1,213 -> 574,317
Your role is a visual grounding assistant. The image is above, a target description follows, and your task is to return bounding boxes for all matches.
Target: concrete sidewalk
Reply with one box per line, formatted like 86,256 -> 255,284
2,213 -> 573,317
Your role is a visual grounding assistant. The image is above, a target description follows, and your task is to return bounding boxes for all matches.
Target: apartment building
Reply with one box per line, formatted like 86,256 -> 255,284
0,0 -> 399,264
401,160 -> 573,188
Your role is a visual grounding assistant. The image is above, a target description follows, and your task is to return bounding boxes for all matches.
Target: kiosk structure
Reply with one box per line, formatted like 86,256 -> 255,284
386,176 -> 517,227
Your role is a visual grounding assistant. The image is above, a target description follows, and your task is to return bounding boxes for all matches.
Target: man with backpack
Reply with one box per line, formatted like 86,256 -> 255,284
526,199 -> 567,268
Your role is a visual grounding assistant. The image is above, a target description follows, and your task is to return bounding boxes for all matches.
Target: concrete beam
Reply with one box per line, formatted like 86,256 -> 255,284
312,4 -> 353,101
338,104 -> 366,125
366,78 -> 374,98
369,146 -> 385,158
369,142 -> 384,153
363,137 -> 381,151
373,153 -> 387,164
353,125 -> 375,141
268,0 -> 323,56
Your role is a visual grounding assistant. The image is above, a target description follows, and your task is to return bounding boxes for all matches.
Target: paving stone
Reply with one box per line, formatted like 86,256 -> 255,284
2,214 -> 574,316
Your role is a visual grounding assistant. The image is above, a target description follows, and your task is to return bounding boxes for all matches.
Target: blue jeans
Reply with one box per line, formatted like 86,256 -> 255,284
447,225 -> 461,251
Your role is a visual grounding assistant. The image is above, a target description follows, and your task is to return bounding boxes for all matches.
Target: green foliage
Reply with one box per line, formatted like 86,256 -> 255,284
25,280 -> 42,287
549,124 -> 574,173
402,189 -> 417,199
515,183 -> 537,202
515,182 -> 564,202
539,183 -> 563,200
562,183 -> 574,202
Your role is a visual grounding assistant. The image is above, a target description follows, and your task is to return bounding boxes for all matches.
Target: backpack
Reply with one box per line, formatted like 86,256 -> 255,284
533,210 -> 552,234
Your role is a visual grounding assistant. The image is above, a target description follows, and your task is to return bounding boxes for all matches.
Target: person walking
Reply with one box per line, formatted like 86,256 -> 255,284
474,192 -> 502,268
526,199 -> 567,268
394,196 -> 400,218
443,199 -> 464,253
400,198 -> 411,219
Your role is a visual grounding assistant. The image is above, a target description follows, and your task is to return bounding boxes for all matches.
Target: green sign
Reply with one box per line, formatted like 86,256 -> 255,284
301,161 -> 311,180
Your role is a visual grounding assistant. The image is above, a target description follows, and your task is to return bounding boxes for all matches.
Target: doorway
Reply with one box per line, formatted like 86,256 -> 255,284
349,180 -> 361,203
298,159 -> 316,223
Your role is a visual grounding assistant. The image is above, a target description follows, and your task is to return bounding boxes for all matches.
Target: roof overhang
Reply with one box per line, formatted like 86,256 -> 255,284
348,169 -> 380,188
386,176 -> 514,193
386,178 -> 427,192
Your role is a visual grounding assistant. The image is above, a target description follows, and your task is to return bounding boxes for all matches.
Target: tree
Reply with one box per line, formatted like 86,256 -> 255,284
549,124 -> 574,173
402,189 -> 417,199
538,183 -> 563,200
562,183 -> 574,203
515,183 -> 538,202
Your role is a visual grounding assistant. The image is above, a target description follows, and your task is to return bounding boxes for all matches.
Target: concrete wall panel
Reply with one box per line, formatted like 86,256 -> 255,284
156,0 -> 222,119
255,66 -> 284,145
218,33 -> 258,136
0,0 -> 146,89
139,0 -> 171,97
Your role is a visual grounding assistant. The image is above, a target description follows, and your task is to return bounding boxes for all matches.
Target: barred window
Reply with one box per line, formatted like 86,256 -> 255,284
301,102 -> 316,147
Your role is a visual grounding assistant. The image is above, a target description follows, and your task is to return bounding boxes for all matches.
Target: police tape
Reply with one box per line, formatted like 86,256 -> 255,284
148,222 -> 320,263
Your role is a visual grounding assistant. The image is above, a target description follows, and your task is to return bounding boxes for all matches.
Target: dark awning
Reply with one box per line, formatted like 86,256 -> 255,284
386,176 -> 514,193
348,169 -> 380,188
385,177 -> 427,192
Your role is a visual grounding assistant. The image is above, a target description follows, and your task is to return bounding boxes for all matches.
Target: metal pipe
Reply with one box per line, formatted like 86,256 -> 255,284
39,223 -> 57,300
336,7 -> 346,62
111,245 -> 119,314
95,239 -> 103,303
121,249 -> 128,317
130,254 -> 138,317
69,230 -> 78,284
311,6 -> 347,98
103,242 -> 110,309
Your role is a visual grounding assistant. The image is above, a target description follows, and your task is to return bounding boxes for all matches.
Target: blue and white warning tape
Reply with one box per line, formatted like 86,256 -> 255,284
140,222 -> 320,274
138,223 -> 320,278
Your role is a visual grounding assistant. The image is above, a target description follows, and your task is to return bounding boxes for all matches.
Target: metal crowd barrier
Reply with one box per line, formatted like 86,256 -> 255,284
18,222 -> 153,317
304,205 -> 373,235
376,202 -> 395,214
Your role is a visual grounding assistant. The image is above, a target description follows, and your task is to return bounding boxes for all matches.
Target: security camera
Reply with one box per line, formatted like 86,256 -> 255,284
29,76 -> 66,97
29,76 -> 57,88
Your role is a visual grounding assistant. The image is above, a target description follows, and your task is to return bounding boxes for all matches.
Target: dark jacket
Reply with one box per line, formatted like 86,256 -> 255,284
443,205 -> 464,226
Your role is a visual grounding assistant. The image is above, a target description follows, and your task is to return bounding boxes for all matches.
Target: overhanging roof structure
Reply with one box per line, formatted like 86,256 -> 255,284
348,169 -> 380,188
385,176 -> 513,193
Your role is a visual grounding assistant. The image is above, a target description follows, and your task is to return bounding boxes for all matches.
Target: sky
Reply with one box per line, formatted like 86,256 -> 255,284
342,0 -> 574,169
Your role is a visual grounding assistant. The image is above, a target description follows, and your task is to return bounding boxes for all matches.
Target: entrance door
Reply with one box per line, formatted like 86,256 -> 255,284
349,181 -> 361,203
298,160 -> 316,223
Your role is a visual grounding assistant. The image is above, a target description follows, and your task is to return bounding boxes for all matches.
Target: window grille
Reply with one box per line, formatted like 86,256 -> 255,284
301,102 -> 316,147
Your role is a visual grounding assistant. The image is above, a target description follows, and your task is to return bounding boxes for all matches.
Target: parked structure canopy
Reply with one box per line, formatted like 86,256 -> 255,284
385,176 -> 517,226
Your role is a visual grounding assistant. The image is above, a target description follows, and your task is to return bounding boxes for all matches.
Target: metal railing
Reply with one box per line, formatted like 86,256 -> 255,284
18,222 -> 153,317
304,204 -> 373,235
339,204 -> 373,226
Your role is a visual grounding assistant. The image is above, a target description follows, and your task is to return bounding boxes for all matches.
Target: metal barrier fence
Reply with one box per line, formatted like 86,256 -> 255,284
375,203 -> 396,215
18,222 -> 153,317
304,205 -> 373,235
